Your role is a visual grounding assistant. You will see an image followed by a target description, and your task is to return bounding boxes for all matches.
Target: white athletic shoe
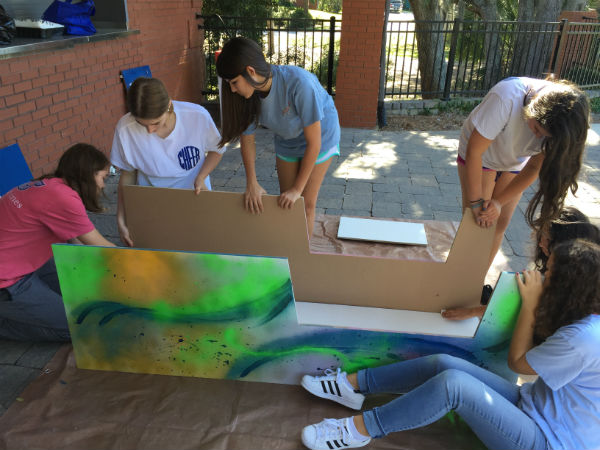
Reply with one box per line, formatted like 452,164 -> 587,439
302,417 -> 371,450
301,368 -> 365,410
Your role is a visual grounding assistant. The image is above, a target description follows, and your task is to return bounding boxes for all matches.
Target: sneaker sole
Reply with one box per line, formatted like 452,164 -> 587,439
301,378 -> 364,410
301,425 -> 371,450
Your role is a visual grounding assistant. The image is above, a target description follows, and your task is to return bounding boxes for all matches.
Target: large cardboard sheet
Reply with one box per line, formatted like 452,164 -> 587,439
0,345 -> 486,450
123,187 -> 495,312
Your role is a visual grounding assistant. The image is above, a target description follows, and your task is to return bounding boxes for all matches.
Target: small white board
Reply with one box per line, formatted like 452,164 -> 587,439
296,302 -> 480,338
337,216 -> 428,246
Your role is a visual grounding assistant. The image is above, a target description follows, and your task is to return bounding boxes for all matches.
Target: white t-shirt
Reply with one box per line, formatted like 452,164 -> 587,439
458,77 -> 553,171
110,101 -> 225,189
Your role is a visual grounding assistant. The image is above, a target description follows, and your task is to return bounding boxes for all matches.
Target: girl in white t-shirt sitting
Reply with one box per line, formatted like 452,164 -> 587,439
458,77 -> 589,269
111,77 -> 226,246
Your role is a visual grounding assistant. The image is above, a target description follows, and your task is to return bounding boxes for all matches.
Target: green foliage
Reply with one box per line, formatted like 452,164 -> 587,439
590,96 -> 600,114
271,6 -> 315,29
289,8 -> 315,28
201,0 -> 273,17
314,40 -> 340,89
437,99 -> 481,114
319,0 -> 342,14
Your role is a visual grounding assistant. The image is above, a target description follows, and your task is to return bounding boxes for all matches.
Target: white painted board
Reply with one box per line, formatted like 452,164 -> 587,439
296,301 -> 480,338
337,216 -> 428,246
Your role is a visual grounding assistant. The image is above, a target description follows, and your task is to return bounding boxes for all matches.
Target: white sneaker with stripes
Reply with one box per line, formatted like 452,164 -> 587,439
302,417 -> 371,450
301,368 -> 365,410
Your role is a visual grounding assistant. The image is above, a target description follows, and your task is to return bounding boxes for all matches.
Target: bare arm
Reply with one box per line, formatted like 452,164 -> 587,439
441,305 -> 486,321
240,133 -> 266,214
77,229 -> 116,247
495,153 -> 543,206
278,121 -> 321,209
194,151 -> 224,194
116,169 -> 137,247
465,129 -> 493,205
479,153 -> 544,223
508,270 -> 541,375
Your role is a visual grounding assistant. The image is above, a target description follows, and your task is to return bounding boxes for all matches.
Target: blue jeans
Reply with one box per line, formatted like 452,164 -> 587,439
1,258 -> 70,341
357,354 -> 549,450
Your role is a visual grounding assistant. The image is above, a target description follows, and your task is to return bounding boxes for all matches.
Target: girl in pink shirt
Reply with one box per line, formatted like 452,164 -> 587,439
0,143 -> 115,341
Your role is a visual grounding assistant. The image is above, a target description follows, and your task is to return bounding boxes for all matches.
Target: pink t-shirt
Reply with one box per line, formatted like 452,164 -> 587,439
0,178 -> 95,288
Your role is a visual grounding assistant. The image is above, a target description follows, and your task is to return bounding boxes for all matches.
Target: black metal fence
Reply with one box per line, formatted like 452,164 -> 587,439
383,18 -> 600,99
553,20 -> 600,88
197,15 -> 341,99
198,15 -> 600,102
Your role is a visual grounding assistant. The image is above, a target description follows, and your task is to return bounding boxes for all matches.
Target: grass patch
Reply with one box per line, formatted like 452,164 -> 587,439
309,9 -> 342,20
438,99 -> 480,115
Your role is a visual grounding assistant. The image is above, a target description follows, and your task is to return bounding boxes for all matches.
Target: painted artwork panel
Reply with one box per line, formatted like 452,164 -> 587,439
53,245 -> 520,385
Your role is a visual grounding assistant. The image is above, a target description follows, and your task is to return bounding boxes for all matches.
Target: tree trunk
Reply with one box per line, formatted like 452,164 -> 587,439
468,0 -> 502,90
512,0 -> 562,77
409,0 -> 451,98
562,0 -> 587,11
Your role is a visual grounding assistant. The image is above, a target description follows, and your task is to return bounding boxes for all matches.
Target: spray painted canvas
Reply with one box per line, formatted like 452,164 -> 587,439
53,244 -> 521,384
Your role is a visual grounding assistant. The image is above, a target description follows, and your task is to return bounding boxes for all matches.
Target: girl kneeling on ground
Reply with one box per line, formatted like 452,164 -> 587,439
0,144 -> 115,341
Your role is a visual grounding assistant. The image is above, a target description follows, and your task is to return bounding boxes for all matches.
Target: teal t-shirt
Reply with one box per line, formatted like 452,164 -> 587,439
520,314 -> 600,450
244,65 -> 340,158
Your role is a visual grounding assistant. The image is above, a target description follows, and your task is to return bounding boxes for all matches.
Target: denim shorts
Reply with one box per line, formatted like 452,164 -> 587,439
276,144 -> 340,165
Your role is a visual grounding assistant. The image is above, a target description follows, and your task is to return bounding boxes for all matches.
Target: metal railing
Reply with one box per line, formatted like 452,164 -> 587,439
197,15 -> 600,102
197,14 -> 341,99
383,19 -> 600,99
383,20 -> 561,99
553,20 -> 600,88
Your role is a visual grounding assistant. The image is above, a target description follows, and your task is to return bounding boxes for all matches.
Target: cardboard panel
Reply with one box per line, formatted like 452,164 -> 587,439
124,187 -> 495,312
53,243 -> 520,384
123,187 -> 310,259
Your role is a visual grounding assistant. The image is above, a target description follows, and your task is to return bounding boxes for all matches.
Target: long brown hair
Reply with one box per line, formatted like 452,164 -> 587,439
127,77 -> 170,119
51,143 -> 109,212
534,239 -> 600,341
524,80 -> 590,233
534,207 -> 600,272
216,37 -> 272,147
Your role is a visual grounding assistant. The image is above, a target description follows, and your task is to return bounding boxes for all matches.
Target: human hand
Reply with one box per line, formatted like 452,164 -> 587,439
117,221 -> 134,247
244,182 -> 266,214
441,305 -> 486,321
515,270 -> 543,312
477,199 -> 501,227
194,176 -> 209,195
470,205 -> 485,227
278,188 -> 301,209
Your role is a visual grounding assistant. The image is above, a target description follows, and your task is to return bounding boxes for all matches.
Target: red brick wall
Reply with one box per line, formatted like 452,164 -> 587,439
334,0 -> 386,128
0,0 -> 205,177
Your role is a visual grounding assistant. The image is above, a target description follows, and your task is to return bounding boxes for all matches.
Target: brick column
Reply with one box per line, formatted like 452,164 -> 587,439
334,0 -> 386,128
